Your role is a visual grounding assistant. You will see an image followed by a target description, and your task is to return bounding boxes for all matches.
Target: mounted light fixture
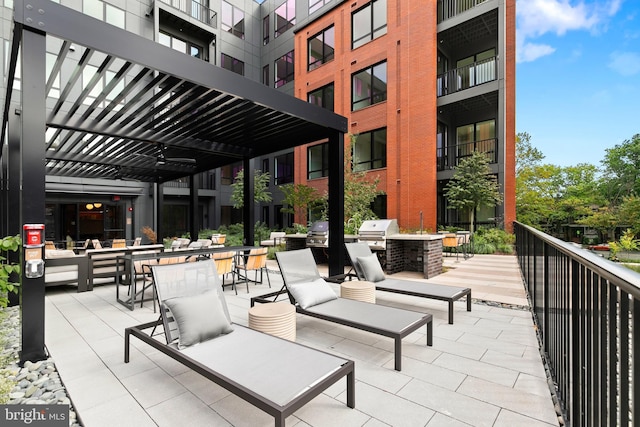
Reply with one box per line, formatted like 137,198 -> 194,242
86,203 -> 94,210
94,203 -> 102,209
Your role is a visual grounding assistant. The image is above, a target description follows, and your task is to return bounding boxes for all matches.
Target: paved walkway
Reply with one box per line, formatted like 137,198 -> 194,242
44,254 -> 559,426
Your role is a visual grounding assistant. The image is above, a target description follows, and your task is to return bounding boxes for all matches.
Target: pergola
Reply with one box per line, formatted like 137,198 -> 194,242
1,0 -> 347,362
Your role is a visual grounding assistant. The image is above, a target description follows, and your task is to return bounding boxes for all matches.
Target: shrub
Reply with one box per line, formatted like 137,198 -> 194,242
0,235 -> 21,308
472,227 -> 515,254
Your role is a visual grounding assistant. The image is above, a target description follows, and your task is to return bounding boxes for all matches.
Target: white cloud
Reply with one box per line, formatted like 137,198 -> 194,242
608,51 -> 640,76
516,0 -> 622,63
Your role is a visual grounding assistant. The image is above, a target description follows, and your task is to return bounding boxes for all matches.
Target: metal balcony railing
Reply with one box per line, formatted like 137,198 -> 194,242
158,0 -> 217,27
437,138 -> 497,170
437,56 -> 497,97
437,0 -> 488,23
514,222 -> 639,426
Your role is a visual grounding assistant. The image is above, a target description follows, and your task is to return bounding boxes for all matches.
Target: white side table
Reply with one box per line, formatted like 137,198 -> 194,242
248,302 -> 296,341
340,280 -> 376,303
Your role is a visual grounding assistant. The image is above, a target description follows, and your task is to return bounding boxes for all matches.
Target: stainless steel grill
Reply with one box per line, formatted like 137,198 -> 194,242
306,221 -> 329,248
358,219 -> 399,250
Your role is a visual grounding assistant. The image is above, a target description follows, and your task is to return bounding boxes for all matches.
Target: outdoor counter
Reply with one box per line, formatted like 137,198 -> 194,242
385,233 -> 444,278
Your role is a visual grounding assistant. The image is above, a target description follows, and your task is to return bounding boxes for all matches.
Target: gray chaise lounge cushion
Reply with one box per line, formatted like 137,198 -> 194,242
164,289 -> 234,348
287,278 -> 337,309
356,254 -> 385,282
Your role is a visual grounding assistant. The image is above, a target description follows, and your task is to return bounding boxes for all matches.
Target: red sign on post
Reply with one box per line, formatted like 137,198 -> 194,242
23,224 -> 45,247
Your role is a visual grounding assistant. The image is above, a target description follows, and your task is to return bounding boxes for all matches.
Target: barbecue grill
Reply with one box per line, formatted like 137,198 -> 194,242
358,219 -> 399,251
306,221 -> 329,248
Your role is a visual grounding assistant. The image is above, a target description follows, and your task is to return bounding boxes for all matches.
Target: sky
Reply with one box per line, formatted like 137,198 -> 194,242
516,0 -> 640,167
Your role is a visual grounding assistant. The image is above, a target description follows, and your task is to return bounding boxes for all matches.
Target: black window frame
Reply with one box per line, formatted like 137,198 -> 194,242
307,83 -> 334,112
351,61 -> 387,111
221,0 -> 245,39
307,142 -> 329,179
352,127 -> 387,172
275,50 -> 295,88
351,0 -> 387,49
275,0 -> 296,38
221,53 -> 244,76
263,15 -> 270,45
274,152 -> 294,185
307,25 -> 335,71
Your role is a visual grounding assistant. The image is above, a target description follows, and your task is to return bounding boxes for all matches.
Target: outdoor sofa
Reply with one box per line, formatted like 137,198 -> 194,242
345,242 -> 472,324
124,259 -> 355,427
275,248 -> 433,371
44,249 -> 88,292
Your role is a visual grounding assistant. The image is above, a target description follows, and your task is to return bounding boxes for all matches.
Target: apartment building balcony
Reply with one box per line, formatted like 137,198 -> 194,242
437,0 -> 489,23
437,138 -> 497,171
437,56 -> 497,97
157,0 -> 217,28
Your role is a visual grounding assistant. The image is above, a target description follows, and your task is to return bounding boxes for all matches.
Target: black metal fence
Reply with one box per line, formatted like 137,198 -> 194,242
514,222 -> 639,426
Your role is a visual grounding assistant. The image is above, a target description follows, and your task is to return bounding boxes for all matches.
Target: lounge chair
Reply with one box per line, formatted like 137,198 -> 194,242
124,260 -> 355,427
275,248 -> 432,371
345,242 -> 472,324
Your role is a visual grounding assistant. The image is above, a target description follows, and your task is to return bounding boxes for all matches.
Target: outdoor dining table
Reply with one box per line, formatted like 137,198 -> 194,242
116,245 -> 259,311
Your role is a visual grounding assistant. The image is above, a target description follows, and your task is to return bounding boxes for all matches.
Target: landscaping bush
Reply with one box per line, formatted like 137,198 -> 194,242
472,227 -> 515,255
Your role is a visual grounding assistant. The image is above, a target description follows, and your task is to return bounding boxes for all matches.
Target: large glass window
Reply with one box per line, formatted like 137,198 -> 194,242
221,53 -> 244,76
352,128 -> 387,171
352,0 -> 386,49
308,83 -> 334,111
308,25 -> 335,71
83,0 -> 125,29
308,143 -> 329,179
221,1 -> 245,39
263,65 -> 269,86
455,119 -> 496,163
275,152 -> 294,185
309,0 -> 329,14
221,162 -> 242,185
159,31 -> 205,60
352,61 -> 387,111
275,0 -> 296,38
275,51 -> 295,88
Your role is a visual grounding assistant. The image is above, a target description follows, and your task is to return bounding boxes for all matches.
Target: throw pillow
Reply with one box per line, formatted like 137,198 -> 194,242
164,289 -> 234,348
357,254 -> 385,282
287,278 -> 337,309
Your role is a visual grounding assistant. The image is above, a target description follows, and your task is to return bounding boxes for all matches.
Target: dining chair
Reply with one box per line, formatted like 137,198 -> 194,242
235,247 -> 270,293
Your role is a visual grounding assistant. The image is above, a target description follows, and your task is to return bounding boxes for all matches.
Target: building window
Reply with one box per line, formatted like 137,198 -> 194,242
263,65 -> 269,86
275,51 -> 295,88
274,152 -> 294,185
83,0 -> 125,29
275,0 -> 296,38
308,83 -> 334,111
262,158 -> 270,174
308,25 -> 335,71
221,53 -> 244,76
308,143 -> 329,179
159,31 -> 206,60
221,1 -> 245,39
263,15 -> 270,45
309,0 -> 329,14
82,64 -> 125,108
352,0 -> 386,49
352,61 -> 387,111
352,128 -> 387,171
221,162 -> 242,185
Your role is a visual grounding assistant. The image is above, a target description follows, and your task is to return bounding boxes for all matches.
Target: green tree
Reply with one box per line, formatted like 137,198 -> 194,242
616,195 -> 640,235
279,183 -> 322,226
445,151 -> 502,233
230,169 -> 272,209
600,133 -> 640,204
515,132 -> 545,174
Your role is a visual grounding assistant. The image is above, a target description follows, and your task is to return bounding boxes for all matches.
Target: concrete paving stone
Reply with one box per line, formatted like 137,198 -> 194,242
457,376 -> 559,425
173,369 -> 233,406
120,366 -> 188,408
208,393 -> 277,427
481,349 -> 547,378
63,370 -> 131,411
147,391 -> 233,427
388,356 -> 466,391
74,394 -> 157,427
345,360 -> 413,394
432,336 -> 488,361
426,412 -> 474,426
293,392 -> 372,427
513,372 -> 555,399
432,352 -> 519,387
397,378 -> 500,427
493,409 -> 559,426
348,382 -> 436,427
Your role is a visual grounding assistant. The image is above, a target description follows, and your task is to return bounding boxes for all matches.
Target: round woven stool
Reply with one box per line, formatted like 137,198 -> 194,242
248,302 -> 296,341
340,280 -> 376,303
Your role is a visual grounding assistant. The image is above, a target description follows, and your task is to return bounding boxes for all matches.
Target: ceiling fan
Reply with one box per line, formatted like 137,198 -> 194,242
134,144 -> 197,167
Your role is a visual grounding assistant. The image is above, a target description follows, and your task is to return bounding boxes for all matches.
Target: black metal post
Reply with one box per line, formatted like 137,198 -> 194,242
189,174 -> 198,240
327,130 -> 344,276
156,183 -> 164,243
242,158 -> 254,246
19,27 -> 48,363
7,106 -> 21,307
